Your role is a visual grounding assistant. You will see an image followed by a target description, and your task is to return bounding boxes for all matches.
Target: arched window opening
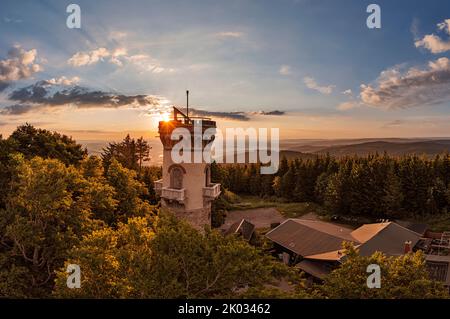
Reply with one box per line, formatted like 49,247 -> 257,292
170,166 -> 184,189
205,166 -> 211,187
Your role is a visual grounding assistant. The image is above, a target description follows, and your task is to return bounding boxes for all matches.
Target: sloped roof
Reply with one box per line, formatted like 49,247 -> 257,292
266,219 -> 423,261
395,220 -> 428,236
354,222 -> 422,257
224,219 -> 255,241
351,223 -> 390,243
304,249 -> 348,261
265,219 -> 359,257
296,259 -> 332,280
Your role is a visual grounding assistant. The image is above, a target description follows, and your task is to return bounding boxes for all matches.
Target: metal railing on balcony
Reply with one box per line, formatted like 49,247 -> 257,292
203,183 -> 221,199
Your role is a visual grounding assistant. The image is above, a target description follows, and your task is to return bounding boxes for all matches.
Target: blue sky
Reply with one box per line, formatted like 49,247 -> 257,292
1,0 -> 450,139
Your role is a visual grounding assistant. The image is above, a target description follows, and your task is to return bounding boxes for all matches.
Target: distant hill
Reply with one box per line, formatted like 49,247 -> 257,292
214,150 -> 316,164
80,138 -> 450,165
314,140 -> 450,157
279,150 -> 317,160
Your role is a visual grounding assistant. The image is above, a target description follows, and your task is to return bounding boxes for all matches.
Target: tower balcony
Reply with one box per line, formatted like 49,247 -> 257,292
161,187 -> 186,203
154,179 -> 163,196
203,183 -> 221,200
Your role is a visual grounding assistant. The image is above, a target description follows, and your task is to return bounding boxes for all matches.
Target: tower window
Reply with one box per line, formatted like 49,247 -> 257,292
205,165 -> 211,186
169,166 -> 184,189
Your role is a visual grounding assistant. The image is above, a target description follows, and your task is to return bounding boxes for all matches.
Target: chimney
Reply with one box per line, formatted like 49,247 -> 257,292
404,240 -> 412,254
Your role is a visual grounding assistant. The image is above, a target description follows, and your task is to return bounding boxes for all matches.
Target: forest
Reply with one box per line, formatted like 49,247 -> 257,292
212,153 -> 450,221
0,124 -> 448,298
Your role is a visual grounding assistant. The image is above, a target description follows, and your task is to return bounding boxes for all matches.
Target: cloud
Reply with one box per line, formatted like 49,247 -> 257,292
109,48 -> 127,66
279,65 -> 292,76
188,108 -> 249,121
303,77 -> 335,95
381,117 -> 450,129
0,45 -> 42,91
359,57 -> 450,109
382,119 -> 405,128
108,31 -> 127,41
1,80 -> 284,121
438,19 -> 450,35
337,101 -> 360,111
3,17 -> 22,24
410,18 -> 420,39
342,89 -> 352,96
125,54 -> 174,73
45,76 -> 80,86
215,32 -> 244,38
68,47 -> 173,73
176,108 -> 286,121
1,80 -> 161,115
0,104 -> 39,115
415,18 -> 450,53
68,47 -> 129,67
415,35 -> 450,53
68,47 -> 111,66
257,110 -> 285,116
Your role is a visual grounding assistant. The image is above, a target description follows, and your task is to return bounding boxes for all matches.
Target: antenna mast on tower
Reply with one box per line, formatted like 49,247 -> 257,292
186,90 -> 189,121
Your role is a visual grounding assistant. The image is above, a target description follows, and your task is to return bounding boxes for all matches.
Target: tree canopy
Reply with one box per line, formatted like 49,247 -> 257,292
318,243 -> 449,299
54,213 -> 289,298
8,123 -> 87,165
1,124 -> 449,299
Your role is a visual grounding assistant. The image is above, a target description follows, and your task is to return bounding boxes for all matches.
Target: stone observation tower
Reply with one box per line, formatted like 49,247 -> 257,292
154,91 -> 221,230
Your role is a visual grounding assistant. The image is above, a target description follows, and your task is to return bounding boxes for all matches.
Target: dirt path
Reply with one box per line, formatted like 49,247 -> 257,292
220,207 -> 286,230
220,208 -> 354,231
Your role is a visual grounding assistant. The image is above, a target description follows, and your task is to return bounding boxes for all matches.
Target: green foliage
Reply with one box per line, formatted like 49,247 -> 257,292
2,124 -> 450,299
138,165 -> 162,204
0,156 -> 100,297
8,123 -> 86,165
101,134 -> 151,172
54,213 -> 289,299
53,217 -> 156,298
144,213 -> 290,298
106,159 -> 154,223
215,153 -> 450,221
318,243 -> 449,299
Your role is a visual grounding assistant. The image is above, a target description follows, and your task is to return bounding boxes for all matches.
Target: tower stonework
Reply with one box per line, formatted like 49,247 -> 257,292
154,106 -> 221,231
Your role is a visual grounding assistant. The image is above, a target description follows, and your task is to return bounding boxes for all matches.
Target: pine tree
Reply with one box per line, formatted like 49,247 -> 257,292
136,137 -> 151,172
382,164 -> 404,218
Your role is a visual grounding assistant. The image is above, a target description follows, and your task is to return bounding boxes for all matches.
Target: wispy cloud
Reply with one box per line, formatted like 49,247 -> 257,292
175,108 -> 285,121
342,89 -> 352,96
68,47 -> 126,67
303,76 -> 335,95
337,101 -> 360,111
108,31 -> 127,41
3,17 -> 22,24
279,65 -> 292,76
45,76 -> 80,86
438,19 -> 450,34
124,54 -> 174,73
68,46 -> 174,73
0,45 -> 42,91
382,117 -> 450,129
415,18 -> 450,53
360,57 -> 450,109
214,31 -> 245,38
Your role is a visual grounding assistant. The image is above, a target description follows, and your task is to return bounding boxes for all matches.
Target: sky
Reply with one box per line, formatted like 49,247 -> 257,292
1,0 -> 450,140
